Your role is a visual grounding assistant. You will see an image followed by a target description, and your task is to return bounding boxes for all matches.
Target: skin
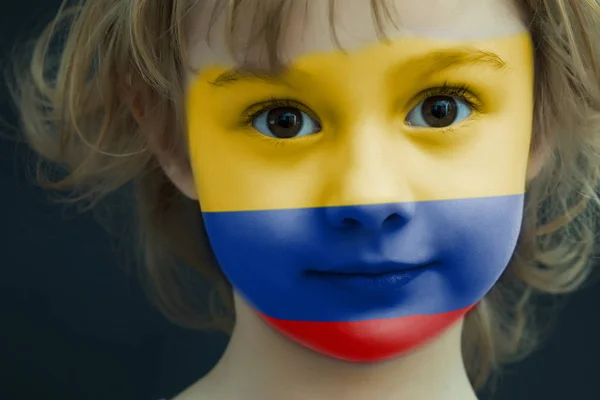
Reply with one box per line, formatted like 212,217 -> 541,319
186,32 -> 533,364
149,1 -> 542,399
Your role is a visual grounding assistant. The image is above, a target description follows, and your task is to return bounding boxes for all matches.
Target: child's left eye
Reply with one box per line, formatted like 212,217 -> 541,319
406,95 -> 473,128
252,106 -> 323,139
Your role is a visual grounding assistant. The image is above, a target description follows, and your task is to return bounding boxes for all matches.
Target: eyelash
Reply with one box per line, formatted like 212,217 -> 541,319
417,83 -> 482,113
240,83 -> 482,127
241,98 -> 313,127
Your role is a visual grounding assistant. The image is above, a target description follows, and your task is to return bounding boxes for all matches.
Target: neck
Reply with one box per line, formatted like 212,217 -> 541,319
198,295 -> 478,400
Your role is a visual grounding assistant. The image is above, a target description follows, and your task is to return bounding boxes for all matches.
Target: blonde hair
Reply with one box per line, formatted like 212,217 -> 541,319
11,0 -> 600,391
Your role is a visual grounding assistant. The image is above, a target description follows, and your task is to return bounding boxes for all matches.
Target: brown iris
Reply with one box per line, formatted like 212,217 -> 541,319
421,96 -> 458,128
267,107 -> 305,138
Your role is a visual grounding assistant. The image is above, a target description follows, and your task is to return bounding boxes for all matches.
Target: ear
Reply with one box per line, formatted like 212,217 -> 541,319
526,147 -> 546,181
129,91 -> 199,200
526,133 -> 554,182
157,155 -> 199,200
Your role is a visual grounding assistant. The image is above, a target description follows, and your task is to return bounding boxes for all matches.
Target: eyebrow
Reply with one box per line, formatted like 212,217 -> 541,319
209,67 -> 285,87
207,48 -> 507,88
399,48 -> 507,76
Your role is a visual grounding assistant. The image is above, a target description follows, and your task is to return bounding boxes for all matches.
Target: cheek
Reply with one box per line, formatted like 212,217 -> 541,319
428,195 -> 524,299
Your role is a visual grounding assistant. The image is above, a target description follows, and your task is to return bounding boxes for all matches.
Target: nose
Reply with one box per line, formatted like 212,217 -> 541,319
321,117 -> 417,232
324,202 -> 415,231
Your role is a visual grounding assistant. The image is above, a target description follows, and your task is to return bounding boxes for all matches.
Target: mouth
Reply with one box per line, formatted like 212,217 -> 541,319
306,263 -> 432,292
308,262 -> 431,276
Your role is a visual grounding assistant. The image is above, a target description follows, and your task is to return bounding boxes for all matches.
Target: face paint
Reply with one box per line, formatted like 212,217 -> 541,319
186,33 -> 534,363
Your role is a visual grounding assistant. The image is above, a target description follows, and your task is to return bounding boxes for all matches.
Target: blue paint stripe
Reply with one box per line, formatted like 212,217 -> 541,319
203,195 -> 523,322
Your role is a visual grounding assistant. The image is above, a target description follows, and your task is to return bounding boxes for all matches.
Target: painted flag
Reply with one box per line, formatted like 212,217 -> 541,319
186,33 -> 534,362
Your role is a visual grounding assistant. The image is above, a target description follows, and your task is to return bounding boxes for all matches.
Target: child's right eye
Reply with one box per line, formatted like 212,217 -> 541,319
251,105 -> 323,139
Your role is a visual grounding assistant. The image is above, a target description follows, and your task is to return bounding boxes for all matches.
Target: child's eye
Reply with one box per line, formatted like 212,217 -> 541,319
252,106 -> 323,139
406,95 -> 473,128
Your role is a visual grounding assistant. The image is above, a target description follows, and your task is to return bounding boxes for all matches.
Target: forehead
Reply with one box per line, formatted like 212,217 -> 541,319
185,0 -> 527,73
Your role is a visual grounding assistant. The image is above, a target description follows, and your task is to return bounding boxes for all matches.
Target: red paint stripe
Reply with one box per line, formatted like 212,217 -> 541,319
260,306 -> 474,362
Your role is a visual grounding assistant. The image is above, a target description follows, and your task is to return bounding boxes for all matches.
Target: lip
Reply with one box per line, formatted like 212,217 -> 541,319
306,263 -> 431,292
314,262 -> 429,276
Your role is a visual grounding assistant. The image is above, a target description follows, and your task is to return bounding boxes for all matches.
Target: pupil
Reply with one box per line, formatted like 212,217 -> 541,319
277,112 -> 297,128
431,101 -> 450,118
267,107 -> 303,138
423,96 -> 458,128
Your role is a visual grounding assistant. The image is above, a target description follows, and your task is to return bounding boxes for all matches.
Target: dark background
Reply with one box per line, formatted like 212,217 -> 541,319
0,1 -> 598,399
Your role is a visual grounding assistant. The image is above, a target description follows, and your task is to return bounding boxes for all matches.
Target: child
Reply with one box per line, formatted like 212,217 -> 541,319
13,0 -> 600,399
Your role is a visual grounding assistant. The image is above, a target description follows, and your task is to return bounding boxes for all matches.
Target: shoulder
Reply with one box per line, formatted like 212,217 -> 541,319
171,379 -> 224,400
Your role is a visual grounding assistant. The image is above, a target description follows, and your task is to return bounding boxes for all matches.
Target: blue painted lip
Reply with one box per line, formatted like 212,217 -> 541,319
306,264 -> 429,294
308,261 -> 432,275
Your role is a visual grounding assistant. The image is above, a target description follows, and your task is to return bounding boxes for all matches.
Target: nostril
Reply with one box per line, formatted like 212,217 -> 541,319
325,204 -> 413,231
384,213 -> 403,224
339,217 -> 361,229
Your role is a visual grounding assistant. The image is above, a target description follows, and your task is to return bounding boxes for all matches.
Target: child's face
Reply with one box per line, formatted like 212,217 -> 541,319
182,0 -> 533,362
